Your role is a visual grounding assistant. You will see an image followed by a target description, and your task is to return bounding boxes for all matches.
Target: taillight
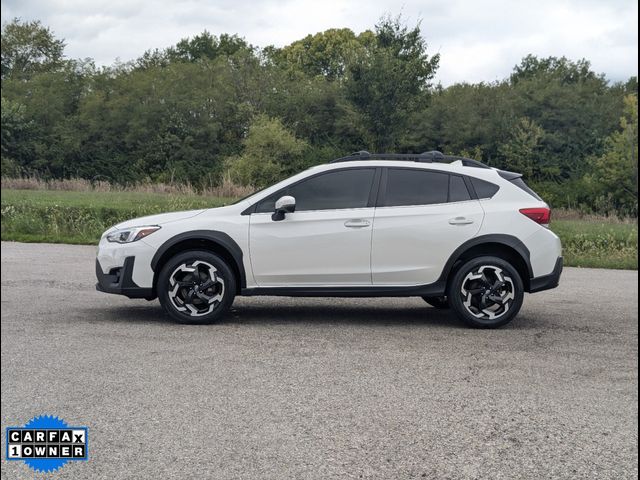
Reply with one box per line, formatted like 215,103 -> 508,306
520,207 -> 551,226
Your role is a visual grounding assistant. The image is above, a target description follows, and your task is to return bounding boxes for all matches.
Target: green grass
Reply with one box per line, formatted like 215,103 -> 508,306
550,219 -> 637,269
1,189 -> 236,245
1,189 -> 637,269
0,189 -> 234,210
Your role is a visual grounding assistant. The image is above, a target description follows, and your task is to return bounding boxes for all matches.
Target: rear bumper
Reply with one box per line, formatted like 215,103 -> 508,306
95,256 -> 155,299
529,257 -> 563,293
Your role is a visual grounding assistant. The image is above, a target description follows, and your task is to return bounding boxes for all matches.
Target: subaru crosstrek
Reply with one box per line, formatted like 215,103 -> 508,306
96,151 -> 562,328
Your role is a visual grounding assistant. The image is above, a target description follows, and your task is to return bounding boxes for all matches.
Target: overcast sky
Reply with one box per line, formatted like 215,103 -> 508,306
1,0 -> 637,85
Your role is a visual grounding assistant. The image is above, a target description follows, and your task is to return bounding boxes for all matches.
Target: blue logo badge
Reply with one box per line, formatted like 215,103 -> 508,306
5,415 -> 89,473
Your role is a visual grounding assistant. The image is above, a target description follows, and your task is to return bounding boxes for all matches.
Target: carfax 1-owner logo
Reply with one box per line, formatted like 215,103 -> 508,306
5,415 -> 88,473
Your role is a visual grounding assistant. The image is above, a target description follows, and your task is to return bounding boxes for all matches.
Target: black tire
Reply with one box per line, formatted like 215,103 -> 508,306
422,296 -> 450,309
448,256 -> 524,328
157,250 -> 236,324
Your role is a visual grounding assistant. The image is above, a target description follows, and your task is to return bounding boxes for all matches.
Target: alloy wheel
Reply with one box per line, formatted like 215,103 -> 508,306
460,265 -> 515,320
167,261 -> 225,317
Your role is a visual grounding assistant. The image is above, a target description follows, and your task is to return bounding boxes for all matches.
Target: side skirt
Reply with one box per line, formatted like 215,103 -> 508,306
241,282 -> 447,298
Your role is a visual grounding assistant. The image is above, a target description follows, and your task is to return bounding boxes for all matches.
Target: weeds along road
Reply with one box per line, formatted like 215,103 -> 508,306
1,241 -> 638,479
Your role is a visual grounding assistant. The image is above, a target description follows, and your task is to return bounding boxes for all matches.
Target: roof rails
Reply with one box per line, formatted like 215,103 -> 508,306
330,150 -> 446,164
330,150 -> 491,168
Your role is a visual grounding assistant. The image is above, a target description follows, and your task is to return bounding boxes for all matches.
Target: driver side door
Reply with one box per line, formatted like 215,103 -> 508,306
248,168 -> 379,286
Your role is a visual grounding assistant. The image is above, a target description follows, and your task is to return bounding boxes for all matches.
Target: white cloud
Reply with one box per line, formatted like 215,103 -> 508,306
1,0 -> 637,85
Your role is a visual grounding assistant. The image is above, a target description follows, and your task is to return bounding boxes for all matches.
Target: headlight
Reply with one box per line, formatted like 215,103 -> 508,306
106,226 -> 161,243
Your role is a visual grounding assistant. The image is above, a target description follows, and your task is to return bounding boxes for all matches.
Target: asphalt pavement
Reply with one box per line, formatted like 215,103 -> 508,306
1,241 -> 638,479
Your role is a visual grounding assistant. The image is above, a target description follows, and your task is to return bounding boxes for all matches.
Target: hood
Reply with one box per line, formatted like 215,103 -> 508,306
113,209 -> 207,230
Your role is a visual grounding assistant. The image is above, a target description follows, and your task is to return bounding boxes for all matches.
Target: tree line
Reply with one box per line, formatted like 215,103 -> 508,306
1,17 -> 637,216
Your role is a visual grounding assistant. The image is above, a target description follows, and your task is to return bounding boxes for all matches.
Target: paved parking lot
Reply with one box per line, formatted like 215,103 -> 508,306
1,242 -> 638,479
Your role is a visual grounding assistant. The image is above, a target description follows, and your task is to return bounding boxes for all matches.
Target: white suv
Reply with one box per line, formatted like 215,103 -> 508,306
96,151 -> 562,328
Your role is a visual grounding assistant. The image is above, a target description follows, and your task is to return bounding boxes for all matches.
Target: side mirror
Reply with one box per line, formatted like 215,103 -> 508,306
272,195 -> 296,221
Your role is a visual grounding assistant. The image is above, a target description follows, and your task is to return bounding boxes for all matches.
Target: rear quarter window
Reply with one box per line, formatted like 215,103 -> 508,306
470,177 -> 500,199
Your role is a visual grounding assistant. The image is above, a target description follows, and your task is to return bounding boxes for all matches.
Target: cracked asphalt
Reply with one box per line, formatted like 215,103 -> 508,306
1,241 -> 638,479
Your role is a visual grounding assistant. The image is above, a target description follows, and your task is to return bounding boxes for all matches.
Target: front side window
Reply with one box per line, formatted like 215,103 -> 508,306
384,169 -> 449,207
255,168 -> 376,213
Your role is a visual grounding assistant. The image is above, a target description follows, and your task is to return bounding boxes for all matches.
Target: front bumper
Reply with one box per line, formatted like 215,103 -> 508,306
95,256 -> 155,299
529,257 -> 563,293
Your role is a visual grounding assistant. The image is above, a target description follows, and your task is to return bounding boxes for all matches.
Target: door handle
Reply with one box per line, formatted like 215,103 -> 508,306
449,217 -> 474,225
344,219 -> 371,228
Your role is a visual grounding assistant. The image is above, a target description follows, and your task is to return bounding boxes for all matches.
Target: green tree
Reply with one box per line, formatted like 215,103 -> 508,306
270,28 -> 373,80
75,56 -> 252,184
1,18 -> 66,80
0,97 -> 31,175
509,55 -> 616,179
226,115 -> 308,187
498,117 -> 546,178
406,81 -> 516,162
1,60 -> 91,177
167,31 -> 252,62
588,94 -> 638,216
510,55 -> 599,85
346,15 -> 439,150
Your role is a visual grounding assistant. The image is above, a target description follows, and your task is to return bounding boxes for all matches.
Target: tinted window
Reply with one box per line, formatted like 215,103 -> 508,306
384,169 -> 449,206
255,168 -> 375,213
449,175 -> 472,202
470,177 -> 500,199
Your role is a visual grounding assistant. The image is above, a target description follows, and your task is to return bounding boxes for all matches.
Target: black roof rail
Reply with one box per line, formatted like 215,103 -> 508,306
330,150 -> 446,164
329,150 -> 493,169
420,151 -> 446,161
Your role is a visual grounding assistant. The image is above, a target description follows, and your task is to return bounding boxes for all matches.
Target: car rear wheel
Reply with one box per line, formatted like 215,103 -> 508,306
449,256 -> 524,328
422,296 -> 449,309
158,250 -> 236,324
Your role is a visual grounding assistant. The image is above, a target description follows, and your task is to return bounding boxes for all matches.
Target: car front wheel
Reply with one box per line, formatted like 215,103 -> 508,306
448,256 -> 524,328
157,250 -> 236,324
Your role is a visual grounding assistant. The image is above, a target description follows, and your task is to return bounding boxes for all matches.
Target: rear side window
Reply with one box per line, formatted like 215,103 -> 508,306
470,177 -> 500,199
384,169 -> 449,206
255,168 -> 376,213
449,175 -> 472,202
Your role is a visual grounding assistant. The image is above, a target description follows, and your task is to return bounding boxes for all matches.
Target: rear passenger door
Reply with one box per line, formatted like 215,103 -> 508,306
371,168 -> 484,285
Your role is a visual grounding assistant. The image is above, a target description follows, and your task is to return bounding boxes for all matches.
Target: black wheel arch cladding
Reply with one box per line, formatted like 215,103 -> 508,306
436,234 -> 533,291
151,230 -> 246,292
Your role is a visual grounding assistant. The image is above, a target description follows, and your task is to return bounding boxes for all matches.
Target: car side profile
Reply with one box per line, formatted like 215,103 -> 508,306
96,151 -> 562,328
